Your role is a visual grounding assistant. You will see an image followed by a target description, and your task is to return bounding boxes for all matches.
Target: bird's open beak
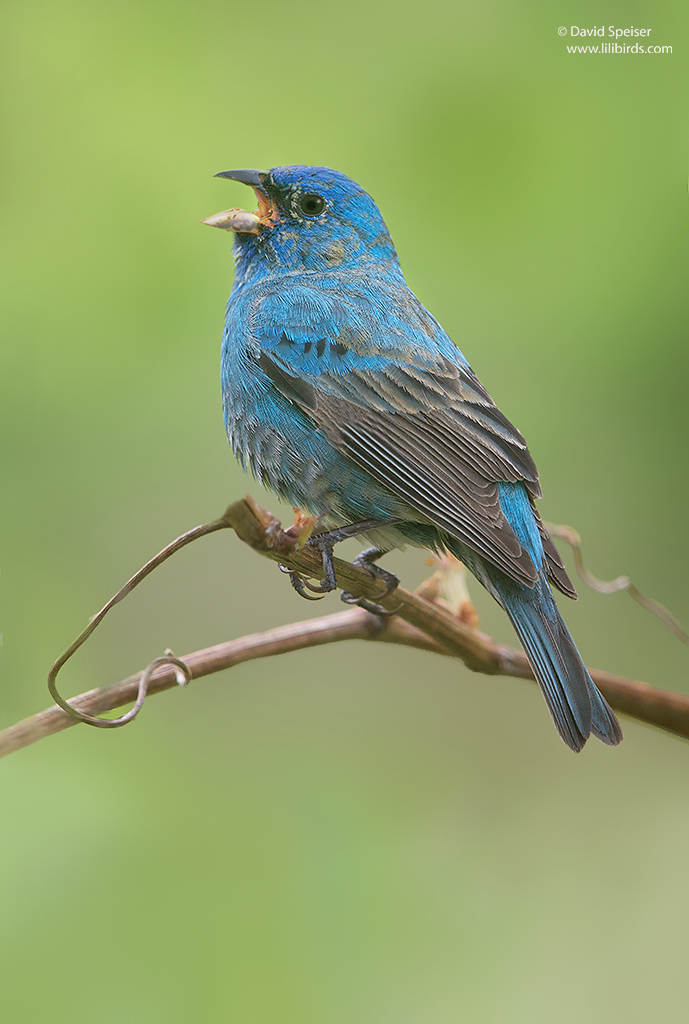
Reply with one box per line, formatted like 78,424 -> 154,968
202,168 -> 276,235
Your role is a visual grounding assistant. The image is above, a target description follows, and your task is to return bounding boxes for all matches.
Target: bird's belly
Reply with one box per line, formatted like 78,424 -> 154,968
225,395 -> 420,530
227,410 -> 333,512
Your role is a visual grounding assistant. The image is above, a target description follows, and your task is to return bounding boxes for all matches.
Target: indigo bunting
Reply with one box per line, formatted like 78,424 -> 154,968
204,165 -> 622,751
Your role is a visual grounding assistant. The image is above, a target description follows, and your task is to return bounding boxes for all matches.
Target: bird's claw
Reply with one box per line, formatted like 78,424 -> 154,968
340,592 -> 401,616
339,547 -> 402,615
352,548 -> 399,598
278,564 -> 326,601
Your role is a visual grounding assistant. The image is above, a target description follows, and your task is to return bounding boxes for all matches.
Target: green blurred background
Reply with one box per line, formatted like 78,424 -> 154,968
1,0 -> 688,1020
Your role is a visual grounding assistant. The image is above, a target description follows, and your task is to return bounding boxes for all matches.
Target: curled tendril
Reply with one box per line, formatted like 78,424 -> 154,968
545,521 -> 689,646
47,513 -> 233,728
49,649 -> 191,728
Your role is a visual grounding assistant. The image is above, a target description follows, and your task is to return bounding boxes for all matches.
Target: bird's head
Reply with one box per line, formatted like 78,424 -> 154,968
203,165 -> 400,281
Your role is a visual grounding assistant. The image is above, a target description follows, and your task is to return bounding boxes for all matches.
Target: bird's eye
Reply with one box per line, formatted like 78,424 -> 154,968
298,193 -> 326,217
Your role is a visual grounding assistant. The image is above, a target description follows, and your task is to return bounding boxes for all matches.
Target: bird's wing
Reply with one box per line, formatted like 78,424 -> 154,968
250,285 -> 575,594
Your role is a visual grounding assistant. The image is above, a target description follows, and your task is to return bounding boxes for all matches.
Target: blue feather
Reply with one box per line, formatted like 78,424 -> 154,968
491,484 -> 621,749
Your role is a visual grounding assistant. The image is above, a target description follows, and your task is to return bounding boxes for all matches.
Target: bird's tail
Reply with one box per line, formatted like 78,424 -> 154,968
497,580 -> 623,751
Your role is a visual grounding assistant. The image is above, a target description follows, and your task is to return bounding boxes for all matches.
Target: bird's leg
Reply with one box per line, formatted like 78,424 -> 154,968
307,520 -> 400,593
280,519 -> 402,603
340,546 -> 401,616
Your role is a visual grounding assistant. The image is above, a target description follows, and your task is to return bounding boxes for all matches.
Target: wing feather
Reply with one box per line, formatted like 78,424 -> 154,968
251,284 -> 575,593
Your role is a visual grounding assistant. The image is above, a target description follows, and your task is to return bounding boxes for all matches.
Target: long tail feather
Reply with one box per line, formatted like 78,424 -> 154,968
498,581 -> 623,751
588,684 -> 624,746
443,482 -> 622,750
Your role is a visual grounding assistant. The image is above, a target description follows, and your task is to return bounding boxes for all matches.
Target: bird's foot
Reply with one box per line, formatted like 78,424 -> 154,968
304,521 -> 400,594
340,592 -> 399,616
340,546 -> 401,616
278,563 -> 327,601
280,523 -> 402,610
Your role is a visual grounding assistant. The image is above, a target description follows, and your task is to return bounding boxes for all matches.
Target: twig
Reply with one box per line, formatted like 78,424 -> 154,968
2,497 -> 688,759
0,610 -> 447,758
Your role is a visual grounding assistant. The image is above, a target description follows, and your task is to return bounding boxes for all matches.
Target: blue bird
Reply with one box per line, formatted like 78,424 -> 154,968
204,165 -> 622,752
